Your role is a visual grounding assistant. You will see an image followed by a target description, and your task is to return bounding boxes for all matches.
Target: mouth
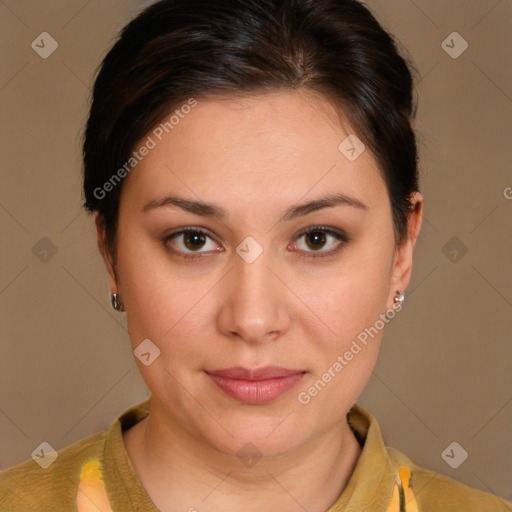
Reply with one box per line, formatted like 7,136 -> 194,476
204,366 -> 306,405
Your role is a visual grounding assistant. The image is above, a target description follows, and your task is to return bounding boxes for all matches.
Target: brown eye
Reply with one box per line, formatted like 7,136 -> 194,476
182,230 -> 207,251
304,230 -> 327,250
294,227 -> 348,258
163,225 -> 348,261
164,227 -> 220,259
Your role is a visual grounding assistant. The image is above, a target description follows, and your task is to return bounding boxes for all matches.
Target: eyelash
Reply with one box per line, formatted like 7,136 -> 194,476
162,226 -> 349,261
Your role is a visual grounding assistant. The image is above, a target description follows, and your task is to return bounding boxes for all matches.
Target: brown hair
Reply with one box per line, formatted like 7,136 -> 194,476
82,0 -> 420,260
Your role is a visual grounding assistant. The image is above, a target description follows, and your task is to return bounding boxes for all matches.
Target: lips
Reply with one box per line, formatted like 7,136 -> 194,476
206,366 -> 304,380
205,366 -> 306,404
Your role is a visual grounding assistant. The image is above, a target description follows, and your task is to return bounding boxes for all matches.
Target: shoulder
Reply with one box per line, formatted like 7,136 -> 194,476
0,431 -> 106,511
387,447 -> 512,512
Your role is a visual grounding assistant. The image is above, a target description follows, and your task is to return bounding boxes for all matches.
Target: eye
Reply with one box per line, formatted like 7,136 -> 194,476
163,227 -> 221,260
163,225 -> 348,260
292,226 -> 348,258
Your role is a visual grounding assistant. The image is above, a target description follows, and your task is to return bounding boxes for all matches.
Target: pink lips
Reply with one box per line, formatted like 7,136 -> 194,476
205,366 -> 306,405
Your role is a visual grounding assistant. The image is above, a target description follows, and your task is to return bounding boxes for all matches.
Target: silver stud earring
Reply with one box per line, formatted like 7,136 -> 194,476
111,293 -> 125,312
393,290 -> 405,305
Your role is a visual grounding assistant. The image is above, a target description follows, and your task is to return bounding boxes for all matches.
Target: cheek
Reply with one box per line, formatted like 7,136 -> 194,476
295,241 -> 392,403
114,229 -> 193,348
117,245 -> 209,401
300,246 -> 393,344
295,260 -> 388,424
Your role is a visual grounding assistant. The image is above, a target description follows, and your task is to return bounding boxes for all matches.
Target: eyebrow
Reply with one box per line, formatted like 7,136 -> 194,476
142,192 -> 368,221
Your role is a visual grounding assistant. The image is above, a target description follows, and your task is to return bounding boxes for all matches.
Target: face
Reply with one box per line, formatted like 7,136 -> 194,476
97,90 -> 421,458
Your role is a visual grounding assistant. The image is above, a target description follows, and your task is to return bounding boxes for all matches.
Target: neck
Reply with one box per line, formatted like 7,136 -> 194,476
123,402 -> 363,512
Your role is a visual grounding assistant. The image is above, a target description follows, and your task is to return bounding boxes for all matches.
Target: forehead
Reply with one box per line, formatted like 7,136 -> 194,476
121,90 -> 386,213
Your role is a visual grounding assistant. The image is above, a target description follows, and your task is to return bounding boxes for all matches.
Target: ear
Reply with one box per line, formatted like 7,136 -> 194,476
387,191 -> 423,309
95,212 -> 119,295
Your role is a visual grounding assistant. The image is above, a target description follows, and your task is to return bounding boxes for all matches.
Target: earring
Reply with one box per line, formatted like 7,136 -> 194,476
111,293 -> 125,312
393,290 -> 405,306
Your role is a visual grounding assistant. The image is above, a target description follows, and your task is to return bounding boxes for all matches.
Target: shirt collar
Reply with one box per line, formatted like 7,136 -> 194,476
328,402 -> 398,511
102,399 -> 399,511
103,398 -> 158,511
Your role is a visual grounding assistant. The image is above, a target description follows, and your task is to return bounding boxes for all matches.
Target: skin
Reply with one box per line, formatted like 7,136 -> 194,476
96,89 -> 423,512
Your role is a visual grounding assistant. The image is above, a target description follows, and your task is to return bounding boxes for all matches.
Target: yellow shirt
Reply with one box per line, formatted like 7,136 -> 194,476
1,398 -> 510,511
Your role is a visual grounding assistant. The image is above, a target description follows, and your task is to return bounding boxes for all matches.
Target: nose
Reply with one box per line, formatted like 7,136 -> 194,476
216,247 -> 292,345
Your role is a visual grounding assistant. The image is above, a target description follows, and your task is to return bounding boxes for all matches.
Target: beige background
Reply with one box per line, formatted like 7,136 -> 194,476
1,0 -> 511,502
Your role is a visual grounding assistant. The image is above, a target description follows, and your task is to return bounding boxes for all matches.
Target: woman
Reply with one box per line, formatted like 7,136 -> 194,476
1,0 -> 510,510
